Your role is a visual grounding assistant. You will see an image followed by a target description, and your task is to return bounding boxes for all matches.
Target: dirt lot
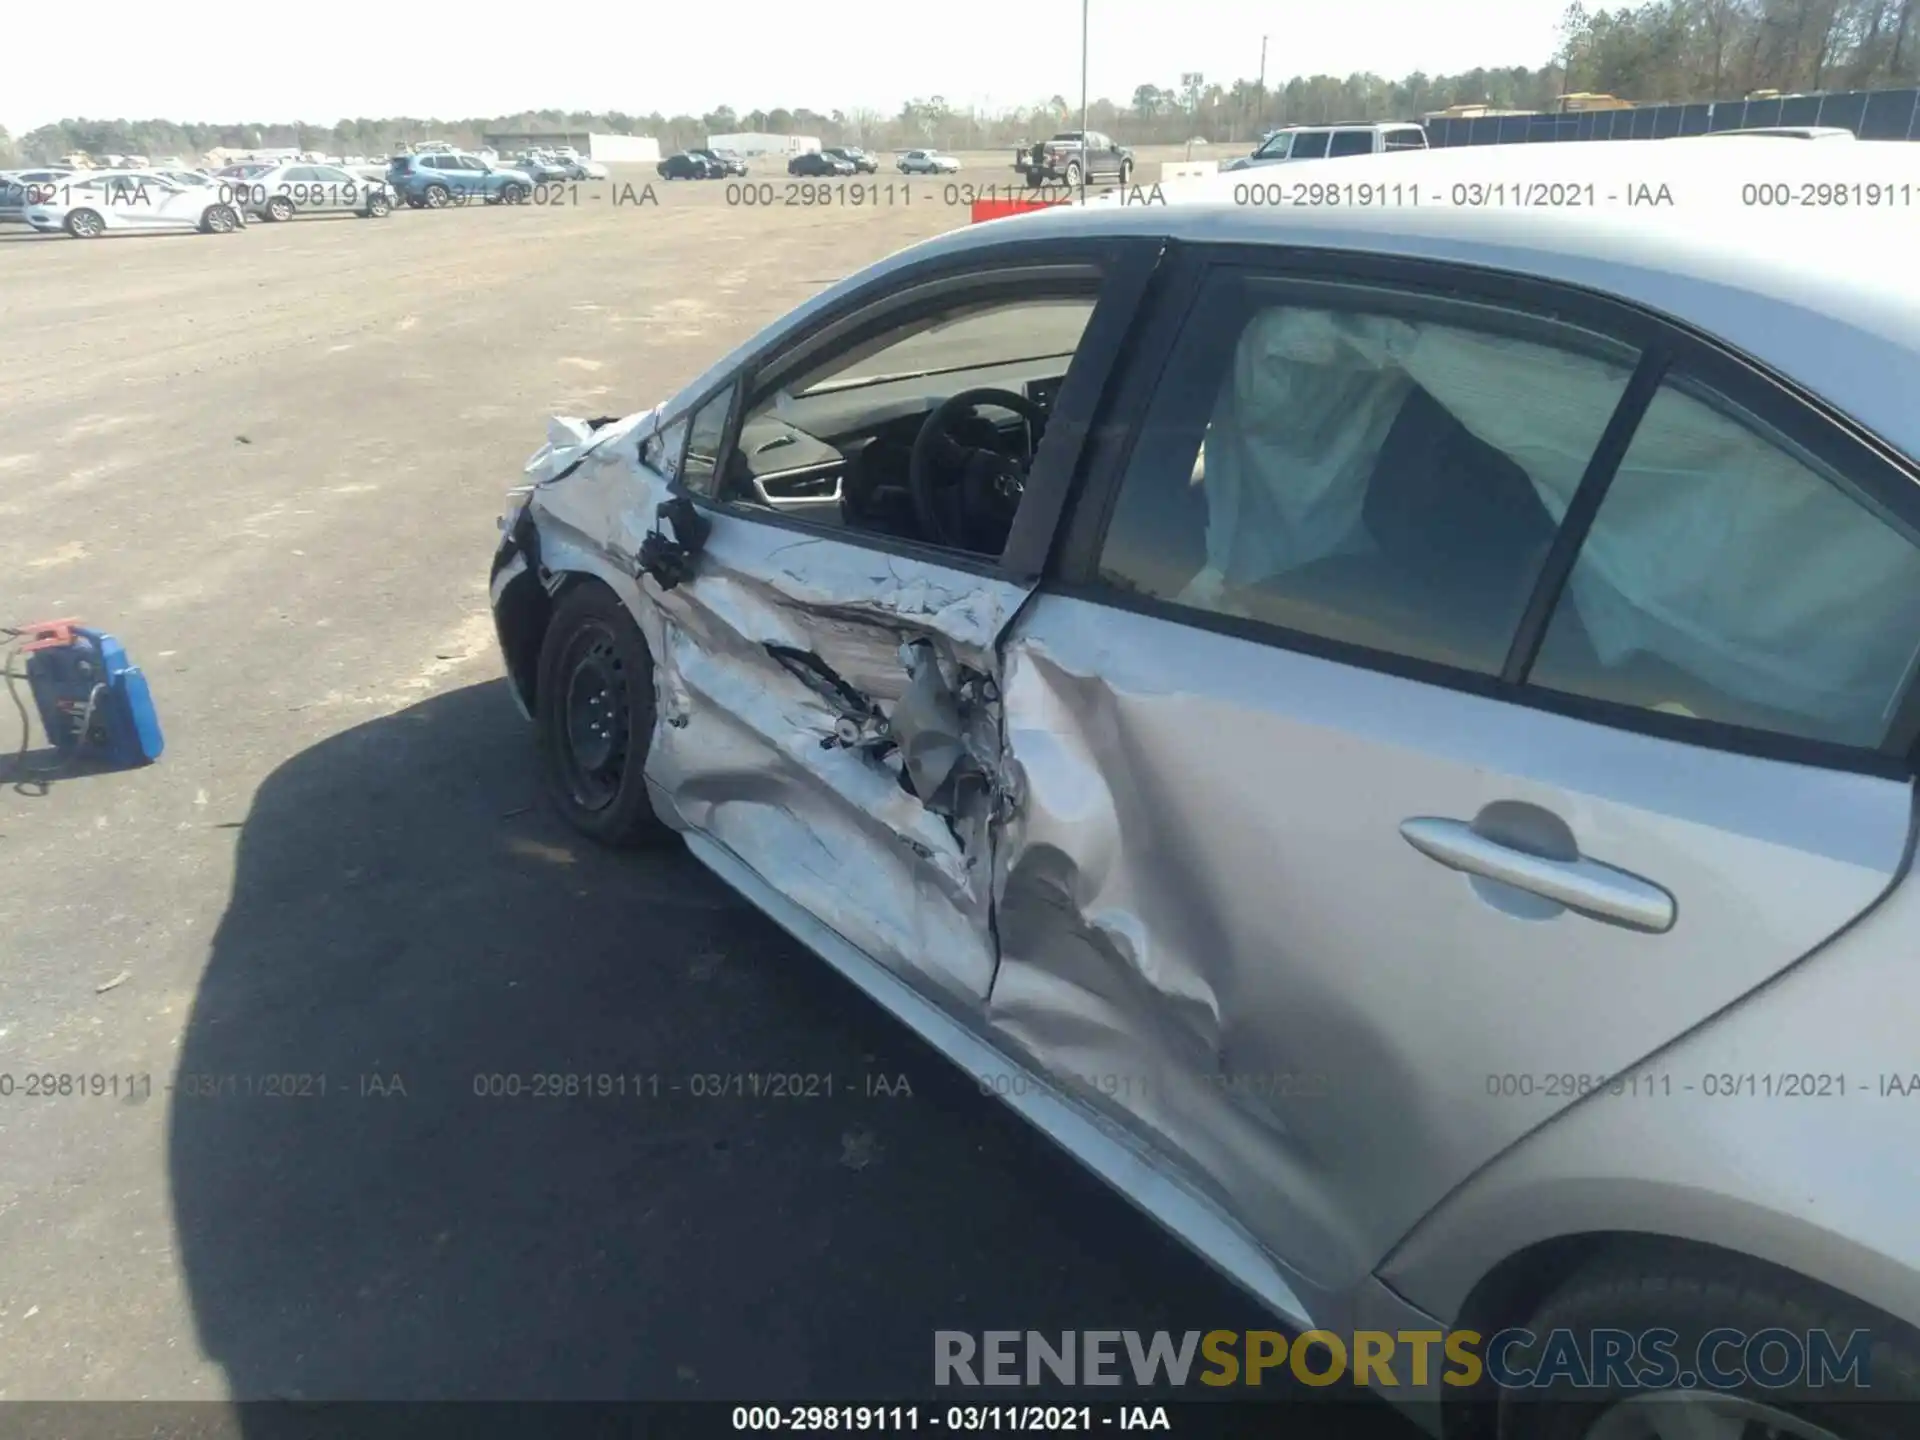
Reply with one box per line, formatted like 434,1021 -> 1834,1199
0,165 -> 1403,1429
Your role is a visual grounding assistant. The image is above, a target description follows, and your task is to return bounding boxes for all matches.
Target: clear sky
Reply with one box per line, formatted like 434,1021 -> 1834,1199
3,0 -> 1569,134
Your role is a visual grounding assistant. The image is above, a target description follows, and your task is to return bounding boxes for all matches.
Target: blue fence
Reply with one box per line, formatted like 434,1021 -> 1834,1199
1422,86 -> 1920,147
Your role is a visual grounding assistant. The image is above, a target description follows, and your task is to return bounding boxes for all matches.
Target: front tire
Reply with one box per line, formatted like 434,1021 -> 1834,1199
534,582 -> 674,848
1495,1251 -> 1920,1440
423,183 -> 450,208
264,195 -> 295,222
499,181 -> 528,204
1119,160 -> 1133,185
365,191 -> 392,217
199,203 -> 239,234
65,208 -> 104,238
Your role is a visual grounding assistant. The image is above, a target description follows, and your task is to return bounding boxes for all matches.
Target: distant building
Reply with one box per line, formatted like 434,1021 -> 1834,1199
1553,92 -> 1635,113
706,132 -> 820,157
481,131 -> 661,163
1423,104 -> 1535,119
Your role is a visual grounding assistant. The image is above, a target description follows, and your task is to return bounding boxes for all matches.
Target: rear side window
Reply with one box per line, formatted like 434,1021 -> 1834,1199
1385,127 -> 1428,150
1290,132 -> 1331,159
1096,275 -> 1637,675
1327,130 -> 1376,157
1528,379 -> 1920,747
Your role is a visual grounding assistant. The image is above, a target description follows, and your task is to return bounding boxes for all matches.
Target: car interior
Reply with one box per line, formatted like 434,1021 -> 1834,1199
703,288 -> 1101,558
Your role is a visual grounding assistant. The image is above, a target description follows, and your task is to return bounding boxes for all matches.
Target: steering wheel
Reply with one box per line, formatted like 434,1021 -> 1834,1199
908,388 -> 1048,551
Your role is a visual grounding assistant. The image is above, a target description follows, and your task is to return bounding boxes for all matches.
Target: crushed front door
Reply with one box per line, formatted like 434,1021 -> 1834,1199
636,498 -> 1029,1012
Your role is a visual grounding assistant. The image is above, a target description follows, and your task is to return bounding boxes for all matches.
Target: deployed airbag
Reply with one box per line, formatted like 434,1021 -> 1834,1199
1189,304 -> 1920,736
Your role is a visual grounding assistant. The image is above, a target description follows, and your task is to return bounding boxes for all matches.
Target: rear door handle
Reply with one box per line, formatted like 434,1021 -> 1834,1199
1399,817 -> 1675,934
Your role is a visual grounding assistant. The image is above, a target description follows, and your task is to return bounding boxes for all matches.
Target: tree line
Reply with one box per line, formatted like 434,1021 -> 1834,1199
6,0 -> 1915,167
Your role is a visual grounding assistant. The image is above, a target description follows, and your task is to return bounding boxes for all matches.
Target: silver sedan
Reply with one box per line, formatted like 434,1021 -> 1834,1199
231,161 -> 393,221
491,137 -> 1920,1440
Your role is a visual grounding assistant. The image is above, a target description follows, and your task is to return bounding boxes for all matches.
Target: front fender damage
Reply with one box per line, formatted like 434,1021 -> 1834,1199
515,410 -> 1023,1006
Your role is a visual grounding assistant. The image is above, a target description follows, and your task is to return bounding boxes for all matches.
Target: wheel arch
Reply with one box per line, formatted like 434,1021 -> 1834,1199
1437,1231 -> 1920,1438
493,528 -> 658,719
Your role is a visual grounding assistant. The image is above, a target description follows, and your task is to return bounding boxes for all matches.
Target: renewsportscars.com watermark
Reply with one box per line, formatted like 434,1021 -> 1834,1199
934,1328 -> 1875,1392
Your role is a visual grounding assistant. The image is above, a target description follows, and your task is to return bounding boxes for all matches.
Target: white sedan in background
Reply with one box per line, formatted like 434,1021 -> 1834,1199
897,148 -> 961,174
22,171 -> 245,238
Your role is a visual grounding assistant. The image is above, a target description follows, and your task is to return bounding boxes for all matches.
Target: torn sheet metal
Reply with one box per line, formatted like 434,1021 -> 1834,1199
520,410 -> 1029,1011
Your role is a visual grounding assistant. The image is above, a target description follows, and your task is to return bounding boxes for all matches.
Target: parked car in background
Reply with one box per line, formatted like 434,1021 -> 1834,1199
562,156 -> 609,180
23,171 -> 243,237
492,137 -> 1920,1440
825,146 -> 880,174
789,150 -> 855,177
1222,121 -> 1428,172
233,161 -> 393,221
1016,131 -> 1132,186
1,167 -> 76,222
657,151 -> 723,180
898,148 -> 961,174
692,147 -> 749,177
386,152 -> 531,208
514,151 -> 575,184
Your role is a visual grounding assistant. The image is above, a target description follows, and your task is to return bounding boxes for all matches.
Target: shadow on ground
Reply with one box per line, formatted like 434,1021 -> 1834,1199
168,678 -> 1411,1426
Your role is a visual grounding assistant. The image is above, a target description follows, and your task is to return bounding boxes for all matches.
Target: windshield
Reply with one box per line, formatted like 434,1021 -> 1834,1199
797,298 -> 1098,395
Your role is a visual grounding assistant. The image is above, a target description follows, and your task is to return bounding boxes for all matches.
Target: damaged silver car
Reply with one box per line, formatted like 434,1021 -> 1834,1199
492,196 -> 1920,1438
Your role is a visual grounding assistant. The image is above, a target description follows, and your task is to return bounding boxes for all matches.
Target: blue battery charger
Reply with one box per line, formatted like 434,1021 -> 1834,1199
18,620 -> 165,767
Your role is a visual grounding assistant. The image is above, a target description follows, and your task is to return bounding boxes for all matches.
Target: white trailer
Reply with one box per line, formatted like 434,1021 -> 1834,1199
705,132 -> 820,157
587,133 -> 661,163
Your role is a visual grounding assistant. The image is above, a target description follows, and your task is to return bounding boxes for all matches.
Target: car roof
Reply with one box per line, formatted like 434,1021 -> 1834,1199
1706,125 -> 1854,138
898,138 -> 1920,461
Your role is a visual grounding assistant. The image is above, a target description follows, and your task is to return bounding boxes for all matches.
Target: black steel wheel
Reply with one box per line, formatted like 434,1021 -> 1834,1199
534,582 -> 674,846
